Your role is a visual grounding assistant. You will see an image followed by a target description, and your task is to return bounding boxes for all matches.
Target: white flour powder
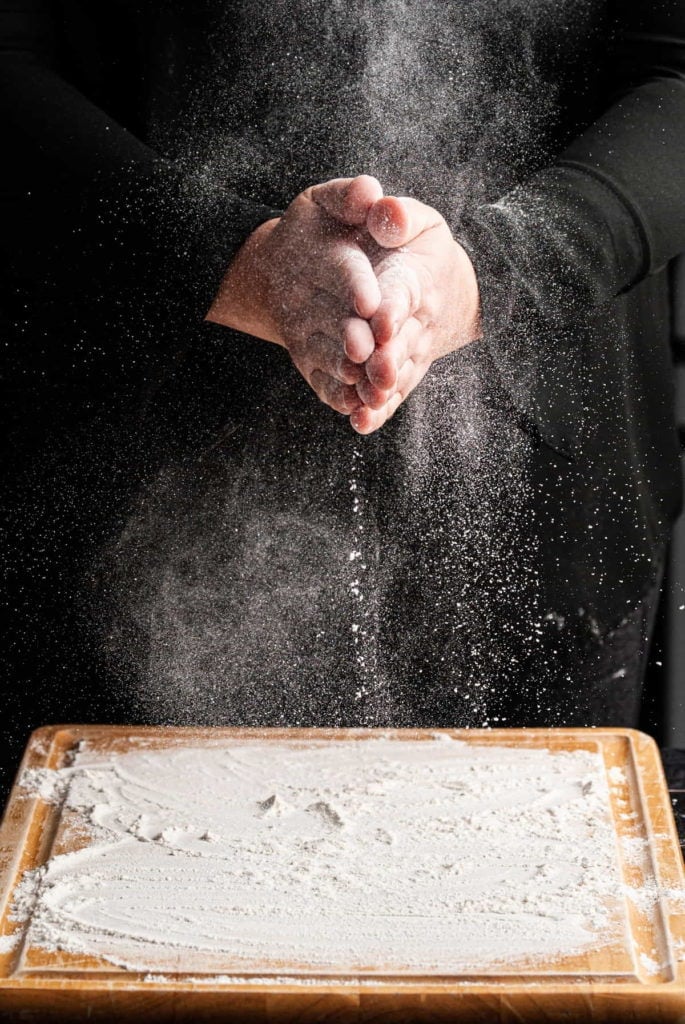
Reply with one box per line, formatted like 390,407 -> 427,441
13,737 -> 628,974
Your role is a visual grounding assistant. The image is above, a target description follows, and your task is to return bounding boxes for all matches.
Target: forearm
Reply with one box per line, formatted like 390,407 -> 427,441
0,1 -> 278,341
459,0 -> 685,336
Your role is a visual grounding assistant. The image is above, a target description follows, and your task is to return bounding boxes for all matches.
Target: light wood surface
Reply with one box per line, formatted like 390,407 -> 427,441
0,725 -> 683,1022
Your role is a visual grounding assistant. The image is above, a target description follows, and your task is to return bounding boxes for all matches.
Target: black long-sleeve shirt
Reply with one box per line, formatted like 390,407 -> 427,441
2,0 -> 684,727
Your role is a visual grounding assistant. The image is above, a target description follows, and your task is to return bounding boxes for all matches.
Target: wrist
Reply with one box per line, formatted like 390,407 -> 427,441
456,240 -> 482,345
205,217 -> 284,344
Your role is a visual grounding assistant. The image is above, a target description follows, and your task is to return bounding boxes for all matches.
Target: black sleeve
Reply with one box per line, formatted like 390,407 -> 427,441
458,0 -> 685,443
0,0 -> 278,400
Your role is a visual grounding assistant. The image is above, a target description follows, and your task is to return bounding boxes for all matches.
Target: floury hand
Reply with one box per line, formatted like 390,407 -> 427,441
207,176 -> 479,429
313,192 -> 483,434
207,176 -> 414,416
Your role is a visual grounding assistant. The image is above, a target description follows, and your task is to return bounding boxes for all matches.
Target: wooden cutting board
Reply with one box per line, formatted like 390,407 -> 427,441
0,725 -> 683,1022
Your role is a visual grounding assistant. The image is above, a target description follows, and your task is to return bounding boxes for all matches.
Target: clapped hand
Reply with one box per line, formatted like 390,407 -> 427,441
313,191 -> 482,433
208,176 -> 411,416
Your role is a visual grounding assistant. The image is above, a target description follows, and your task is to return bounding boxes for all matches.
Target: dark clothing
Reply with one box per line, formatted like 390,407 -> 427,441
1,1 -> 684,775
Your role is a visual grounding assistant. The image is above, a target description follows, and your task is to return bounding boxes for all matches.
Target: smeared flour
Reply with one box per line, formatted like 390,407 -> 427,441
12,737 -> 629,974
0,933 -> 19,954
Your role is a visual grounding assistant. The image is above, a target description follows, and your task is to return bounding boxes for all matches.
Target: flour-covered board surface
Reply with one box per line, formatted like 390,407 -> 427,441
0,726 -> 684,1023
3,737 -> 639,973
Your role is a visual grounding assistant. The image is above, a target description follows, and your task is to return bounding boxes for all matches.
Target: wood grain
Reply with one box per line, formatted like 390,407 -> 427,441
0,725 -> 683,1022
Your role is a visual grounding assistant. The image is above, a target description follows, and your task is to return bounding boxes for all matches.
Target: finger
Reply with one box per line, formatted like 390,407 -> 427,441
287,334 -> 362,388
351,392 -> 404,434
343,317 -> 375,364
314,242 -> 382,319
310,369 -> 362,415
355,375 -> 393,410
307,332 -> 364,385
355,356 -> 426,428
351,357 -> 430,434
298,293 -> 369,377
370,259 -> 422,347
309,175 -> 383,226
366,315 -> 423,390
367,196 -> 444,248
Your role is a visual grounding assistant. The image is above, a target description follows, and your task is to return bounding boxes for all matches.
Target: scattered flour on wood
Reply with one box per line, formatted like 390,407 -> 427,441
12,737 -> 631,974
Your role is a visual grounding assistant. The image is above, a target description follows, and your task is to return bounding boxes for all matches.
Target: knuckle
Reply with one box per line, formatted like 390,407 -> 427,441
294,189 -> 312,209
308,368 -> 324,391
338,355 -> 362,384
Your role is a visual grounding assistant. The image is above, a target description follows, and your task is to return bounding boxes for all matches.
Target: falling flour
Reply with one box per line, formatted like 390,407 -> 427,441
13,737 -> 630,974
348,446 -> 383,712
348,446 -> 368,699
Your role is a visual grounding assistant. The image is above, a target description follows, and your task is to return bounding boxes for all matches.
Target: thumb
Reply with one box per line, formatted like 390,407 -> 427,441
309,175 -> 384,226
367,196 -> 444,248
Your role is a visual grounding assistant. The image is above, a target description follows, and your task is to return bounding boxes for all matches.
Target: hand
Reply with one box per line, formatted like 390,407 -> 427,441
312,192 -> 482,434
207,176 -> 392,416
